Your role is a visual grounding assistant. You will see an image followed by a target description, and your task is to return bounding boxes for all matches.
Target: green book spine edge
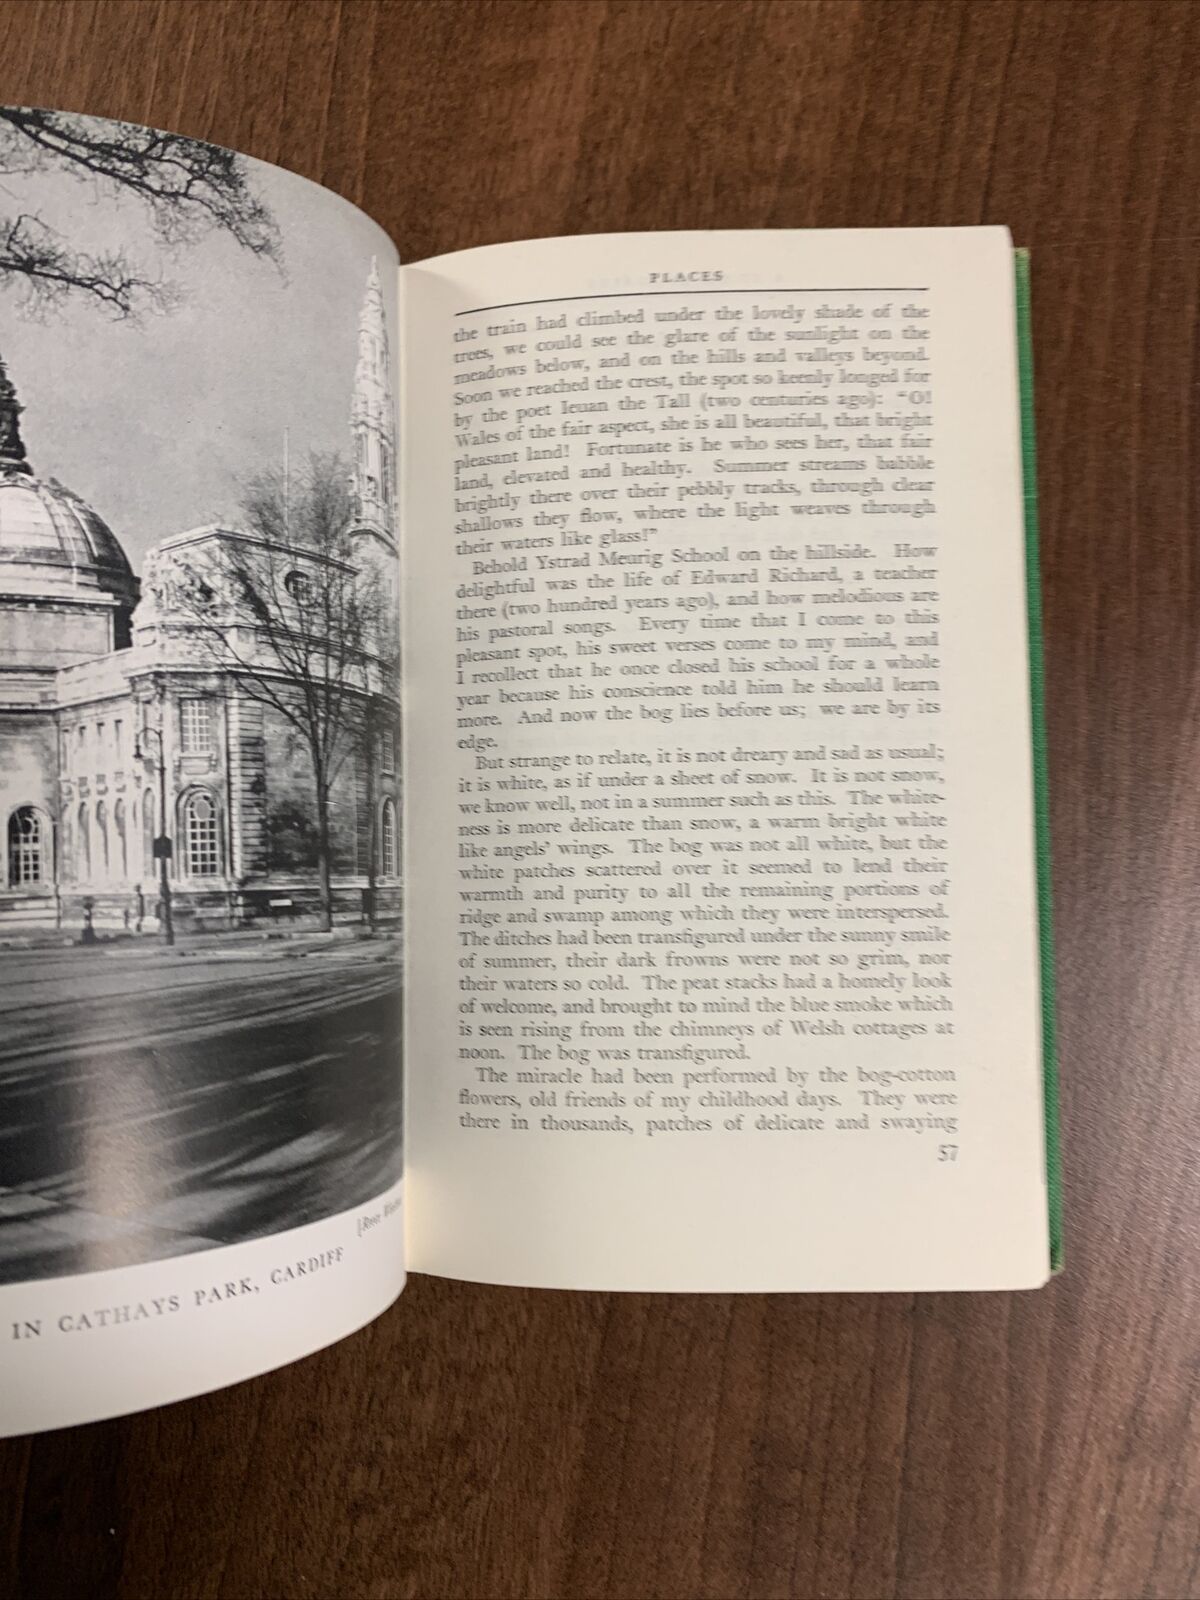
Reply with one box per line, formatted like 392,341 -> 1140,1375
1014,247 -> 1064,1274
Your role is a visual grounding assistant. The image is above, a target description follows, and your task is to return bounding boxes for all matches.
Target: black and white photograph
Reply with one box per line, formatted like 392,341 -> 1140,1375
0,108 -> 403,1286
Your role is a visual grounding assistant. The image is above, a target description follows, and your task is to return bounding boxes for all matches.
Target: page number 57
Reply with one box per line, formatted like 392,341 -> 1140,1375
938,1144 -> 959,1163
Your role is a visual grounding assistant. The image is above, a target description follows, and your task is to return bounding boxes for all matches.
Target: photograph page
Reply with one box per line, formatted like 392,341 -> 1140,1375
0,109 -> 405,1436
403,227 -> 1051,1292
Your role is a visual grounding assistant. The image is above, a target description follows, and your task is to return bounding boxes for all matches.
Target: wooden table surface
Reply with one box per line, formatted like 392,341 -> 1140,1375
1,3 -> 1197,1596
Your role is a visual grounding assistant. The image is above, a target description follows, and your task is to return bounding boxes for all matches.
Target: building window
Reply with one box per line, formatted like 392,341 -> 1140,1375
380,727 -> 395,774
96,801 -> 109,880
78,804 -> 90,880
8,807 -> 45,887
183,792 -> 220,877
114,799 -> 127,879
181,699 -> 213,755
381,798 -> 397,877
143,790 -> 155,875
381,444 -> 392,507
113,720 -> 123,764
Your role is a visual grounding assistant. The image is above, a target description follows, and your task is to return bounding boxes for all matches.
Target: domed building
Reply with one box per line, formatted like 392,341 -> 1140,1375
0,356 -> 142,923
0,363 -> 139,643
0,264 -> 400,934
0,357 -> 139,679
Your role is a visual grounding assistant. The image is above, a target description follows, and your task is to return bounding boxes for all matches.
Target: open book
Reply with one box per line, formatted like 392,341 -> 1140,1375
0,108 -> 1060,1436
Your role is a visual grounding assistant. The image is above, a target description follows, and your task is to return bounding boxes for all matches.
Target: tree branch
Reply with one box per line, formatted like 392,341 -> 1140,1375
0,107 -> 281,318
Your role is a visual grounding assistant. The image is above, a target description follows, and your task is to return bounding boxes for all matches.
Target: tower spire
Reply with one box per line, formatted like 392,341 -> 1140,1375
0,356 -> 31,475
350,256 -> 395,547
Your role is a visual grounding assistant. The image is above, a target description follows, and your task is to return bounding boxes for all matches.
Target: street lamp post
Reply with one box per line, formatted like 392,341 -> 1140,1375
134,708 -> 174,947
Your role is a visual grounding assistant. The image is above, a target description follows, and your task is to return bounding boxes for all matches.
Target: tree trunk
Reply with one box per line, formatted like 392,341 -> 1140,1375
364,707 -> 378,935
315,783 -> 333,932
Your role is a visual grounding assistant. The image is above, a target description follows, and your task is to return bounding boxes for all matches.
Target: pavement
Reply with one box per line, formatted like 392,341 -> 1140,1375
0,939 -> 404,1286
0,919 -> 398,953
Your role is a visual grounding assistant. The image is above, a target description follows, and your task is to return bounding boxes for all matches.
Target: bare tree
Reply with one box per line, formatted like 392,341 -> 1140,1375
173,452 -> 396,932
0,106 -> 281,318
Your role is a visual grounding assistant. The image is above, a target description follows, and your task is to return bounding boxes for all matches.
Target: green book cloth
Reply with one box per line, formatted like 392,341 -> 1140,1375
1015,248 -> 1064,1274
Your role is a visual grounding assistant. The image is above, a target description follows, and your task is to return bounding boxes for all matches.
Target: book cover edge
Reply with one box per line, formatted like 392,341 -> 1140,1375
1014,246 -> 1064,1276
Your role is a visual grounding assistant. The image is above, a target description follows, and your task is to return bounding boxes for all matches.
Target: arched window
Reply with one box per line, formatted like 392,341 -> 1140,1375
143,790 -> 155,875
183,791 -> 220,877
8,807 -> 44,887
78,804 -> 90,881
114,799 -> 128,880
381,798 -> 397,877
96,802 -> 109,880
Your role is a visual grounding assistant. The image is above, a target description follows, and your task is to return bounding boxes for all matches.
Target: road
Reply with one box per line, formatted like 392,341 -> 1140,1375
0,940 -> 404,1285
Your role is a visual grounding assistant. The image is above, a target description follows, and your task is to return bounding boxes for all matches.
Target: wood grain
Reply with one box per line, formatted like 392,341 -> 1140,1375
1,2 -> 1198,1595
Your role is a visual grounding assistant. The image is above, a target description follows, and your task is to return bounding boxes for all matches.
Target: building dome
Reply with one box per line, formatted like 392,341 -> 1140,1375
0,469 -> 137,596
0,357 -> 138,613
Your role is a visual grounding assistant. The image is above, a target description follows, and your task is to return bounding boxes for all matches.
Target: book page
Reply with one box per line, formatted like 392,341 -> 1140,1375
403,228 -> 1051,1292
0,109 -> 404,1435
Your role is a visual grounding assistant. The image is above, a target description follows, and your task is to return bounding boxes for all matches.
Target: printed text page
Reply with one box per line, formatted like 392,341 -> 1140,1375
403,230 -> 1049,1290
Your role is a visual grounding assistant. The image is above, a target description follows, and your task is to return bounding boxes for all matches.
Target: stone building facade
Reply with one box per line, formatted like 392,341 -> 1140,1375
0,263 -> 400,934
